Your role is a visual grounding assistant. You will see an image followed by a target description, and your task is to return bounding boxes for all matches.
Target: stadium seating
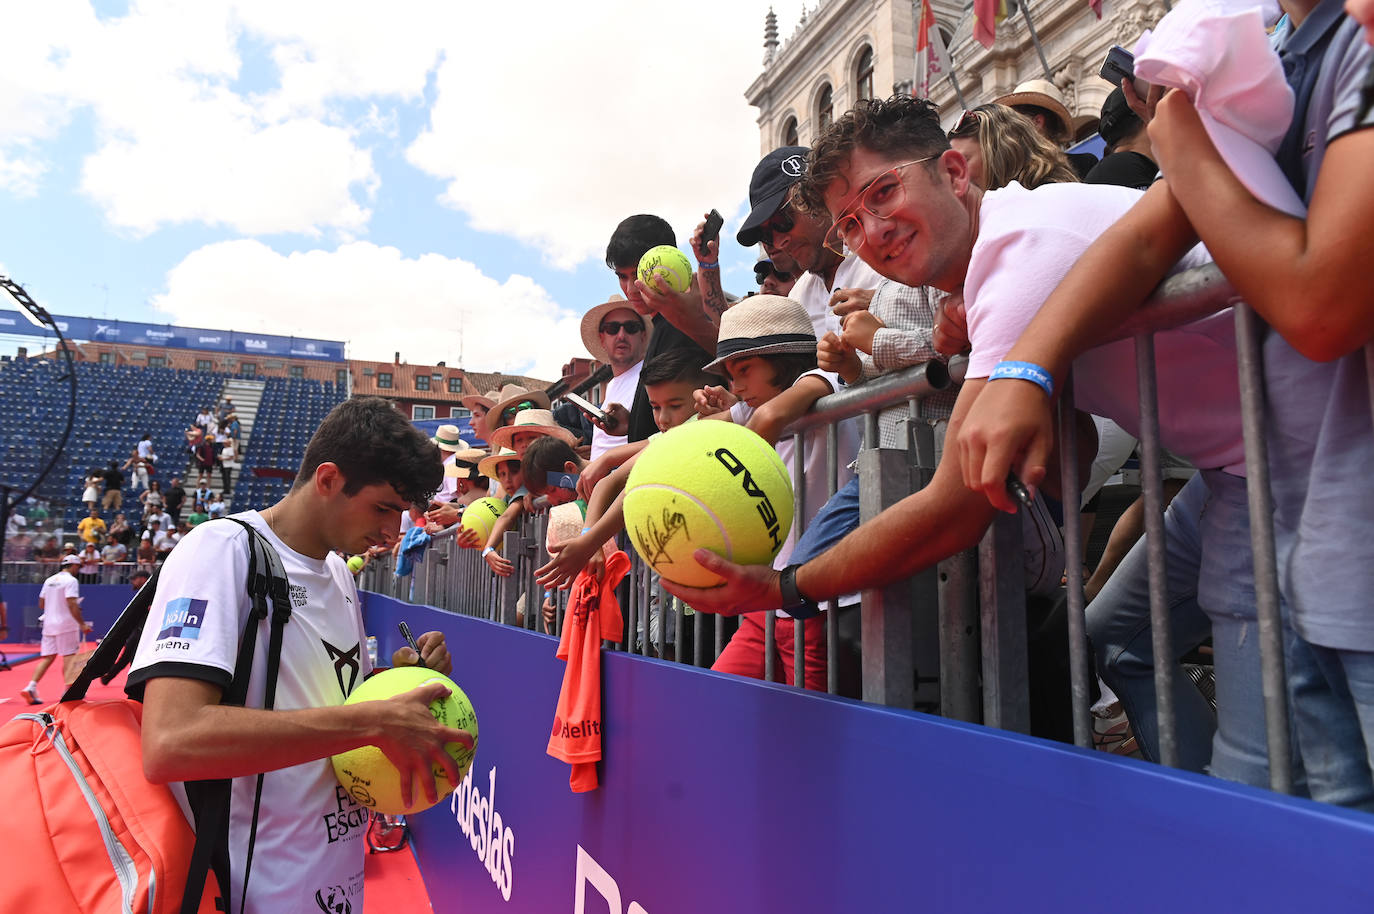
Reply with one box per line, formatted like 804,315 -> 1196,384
230,377 -> 345,511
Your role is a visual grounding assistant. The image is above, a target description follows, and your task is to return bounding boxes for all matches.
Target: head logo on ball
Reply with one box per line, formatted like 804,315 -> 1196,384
624,421 -> 794,587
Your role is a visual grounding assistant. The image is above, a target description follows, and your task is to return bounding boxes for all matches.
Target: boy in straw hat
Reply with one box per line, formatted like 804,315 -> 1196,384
478,449 -> 526,577
430,424 -> 471,504
689,294 -> 861,690
482,383 -> 551,442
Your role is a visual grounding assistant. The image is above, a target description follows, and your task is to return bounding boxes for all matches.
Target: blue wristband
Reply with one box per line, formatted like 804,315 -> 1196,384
988,360 -> 1054,397
697,261 -> 720,270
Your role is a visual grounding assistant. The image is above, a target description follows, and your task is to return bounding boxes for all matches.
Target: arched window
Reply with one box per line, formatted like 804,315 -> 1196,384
781,116 -> 799,147
816,83 -> 834,132
855,46 -> 875,101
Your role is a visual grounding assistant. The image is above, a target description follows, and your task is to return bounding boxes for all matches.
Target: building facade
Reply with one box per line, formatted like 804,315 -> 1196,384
746,0 -> 1163,148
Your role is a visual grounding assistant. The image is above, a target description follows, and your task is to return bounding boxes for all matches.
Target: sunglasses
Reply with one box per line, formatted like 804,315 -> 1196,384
501,400 -> 537,422
948,109 -> 981,138
757,187 -> 799,244
599,319 -> 645,336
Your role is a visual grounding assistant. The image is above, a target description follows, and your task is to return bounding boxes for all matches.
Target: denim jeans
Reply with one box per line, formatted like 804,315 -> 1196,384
1284,631 -> 1374,810
1086,471 -> 1294,787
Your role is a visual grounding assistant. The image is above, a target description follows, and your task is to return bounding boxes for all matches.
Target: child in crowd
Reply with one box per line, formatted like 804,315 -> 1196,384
480,450 -> 527,576
694,295 -> 861,691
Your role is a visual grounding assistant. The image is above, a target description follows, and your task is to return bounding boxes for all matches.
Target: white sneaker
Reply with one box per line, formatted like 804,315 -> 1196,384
20,685 -> 40,706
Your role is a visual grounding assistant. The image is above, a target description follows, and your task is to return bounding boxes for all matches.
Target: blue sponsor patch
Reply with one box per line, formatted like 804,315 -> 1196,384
158,597 -> 208,641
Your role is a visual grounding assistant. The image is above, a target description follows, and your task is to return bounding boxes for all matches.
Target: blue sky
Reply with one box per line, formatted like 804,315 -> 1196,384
0,0 -> 800,380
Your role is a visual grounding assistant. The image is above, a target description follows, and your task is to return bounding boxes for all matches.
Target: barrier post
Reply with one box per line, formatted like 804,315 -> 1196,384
978,510 -> 1030,732
858,446 -> 917,707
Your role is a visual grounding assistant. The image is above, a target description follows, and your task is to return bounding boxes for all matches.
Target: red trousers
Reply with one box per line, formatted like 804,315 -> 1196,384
712,612 -> 828,692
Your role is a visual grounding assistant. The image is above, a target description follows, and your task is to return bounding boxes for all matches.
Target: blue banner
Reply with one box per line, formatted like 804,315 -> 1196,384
361,595 -> 1374,914
0,309 -> 345,360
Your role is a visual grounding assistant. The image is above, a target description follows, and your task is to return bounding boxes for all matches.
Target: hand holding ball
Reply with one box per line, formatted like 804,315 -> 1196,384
460,496 -> 507,544
637,245 -> 693,294
331,666 -> 479,815
624,421 -> 794,587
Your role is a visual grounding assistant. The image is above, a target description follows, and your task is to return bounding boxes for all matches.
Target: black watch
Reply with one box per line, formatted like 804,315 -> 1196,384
778,564 -> 819,617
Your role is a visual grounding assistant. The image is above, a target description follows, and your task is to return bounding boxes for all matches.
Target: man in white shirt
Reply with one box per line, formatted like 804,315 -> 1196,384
735,145 -> 883,340
21,554 -> 91,704
127,396 -> 473,914
579,294 -> 650,458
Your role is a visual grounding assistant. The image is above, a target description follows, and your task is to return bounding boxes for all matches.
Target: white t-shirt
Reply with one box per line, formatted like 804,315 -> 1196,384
138,439 -> 155,459
435,453 -> 460,504
593,361 -> 643,459
788,253 -> 884,341
127,513 -> 373,914
39,570 -> 81,635
963,182 -> 1244,475
730,369 -> 862,611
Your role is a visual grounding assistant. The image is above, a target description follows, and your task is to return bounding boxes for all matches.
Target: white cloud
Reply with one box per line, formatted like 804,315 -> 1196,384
151,239 -> 582,380
406,0 -> 785,270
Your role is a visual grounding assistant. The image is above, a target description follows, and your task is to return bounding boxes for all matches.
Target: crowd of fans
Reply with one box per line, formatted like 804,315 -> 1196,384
381,0 -> 1374,814
4,0 -> 1370,815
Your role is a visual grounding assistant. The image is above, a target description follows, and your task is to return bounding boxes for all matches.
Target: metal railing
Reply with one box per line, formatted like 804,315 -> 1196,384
360,262 -> 1337,800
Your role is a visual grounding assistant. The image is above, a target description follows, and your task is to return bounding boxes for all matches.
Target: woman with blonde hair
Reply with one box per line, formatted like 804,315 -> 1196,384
947,103 -> 1079,191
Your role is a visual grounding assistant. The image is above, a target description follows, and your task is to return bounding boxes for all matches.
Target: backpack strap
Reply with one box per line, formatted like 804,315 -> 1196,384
61,564 -> 164,699
179,518 -> 293,914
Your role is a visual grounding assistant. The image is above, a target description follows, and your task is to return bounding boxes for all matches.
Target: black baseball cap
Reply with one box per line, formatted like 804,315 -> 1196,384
1098,88 -> 1144,150
753,259 -> 795,283
737,146 -> 809,247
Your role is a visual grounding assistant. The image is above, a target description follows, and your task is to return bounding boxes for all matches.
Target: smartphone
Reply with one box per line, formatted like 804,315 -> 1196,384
563,390 -> 607,423
700,209 -> 724,255
1100,46 -> 1149,98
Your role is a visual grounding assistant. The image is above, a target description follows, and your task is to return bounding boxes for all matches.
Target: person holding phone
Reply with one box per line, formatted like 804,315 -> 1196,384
578,294 -> 651,458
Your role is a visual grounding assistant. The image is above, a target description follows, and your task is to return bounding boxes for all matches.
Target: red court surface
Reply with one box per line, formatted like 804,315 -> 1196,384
0,647 -> 434,912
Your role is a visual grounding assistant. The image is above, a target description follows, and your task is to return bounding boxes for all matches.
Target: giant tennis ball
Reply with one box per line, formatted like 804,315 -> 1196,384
637,244 -> 693,293
624,421 -> 794,587
331,666 -> 479,815
461,496 -> 507,543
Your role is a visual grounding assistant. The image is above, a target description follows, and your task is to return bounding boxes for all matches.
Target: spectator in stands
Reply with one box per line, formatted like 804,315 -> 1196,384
78,540 -> 101,584
78,505 -> 107,545
123,451 -> 151,494
754,259 -> 798,296
1085,88 -> 1159,189
20,554 -> 91,705
187,502 -> 210,527
993,79 -> 1098,178
108,511 -> 133,549
580,295 -> 650,458
207,493 -> 227,519
102,460 -> 125,512
135,536 -> 156,574
459,390 -> 498,437
478,450 -> 525,576
129,569 -> 150,593
945,104 -> 1080,191
194,481 -> 213,512
482,384 -> 551,444
217,397 -> 234,423
430,425 -> 472,504
224,412 -> 241,445
165,476 -> 186,525
192,433 -> 217,486
137,432 -> 157,466
688,295 -> 860,690
735,147 -> 880,343
144,518 -> 175,560
140,479 -> 164,517
194,406 -> 213,433
218,435 -> 236,493
33,535 -> 60,567
605,215 -> 715,442
101,536 -> 127,567
960,0 -> 1373,803
81,468 -> 103,511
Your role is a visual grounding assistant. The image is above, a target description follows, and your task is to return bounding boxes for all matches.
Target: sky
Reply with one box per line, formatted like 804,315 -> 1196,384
0,0 -> 808,381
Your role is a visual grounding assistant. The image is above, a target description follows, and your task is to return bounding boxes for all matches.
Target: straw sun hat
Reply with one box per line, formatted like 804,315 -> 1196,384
704,294 -> 818,374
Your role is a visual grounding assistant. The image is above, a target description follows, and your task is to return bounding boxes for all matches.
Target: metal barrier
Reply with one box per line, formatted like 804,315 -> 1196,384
363,261 -> 1335,800
1,560 -> 145,586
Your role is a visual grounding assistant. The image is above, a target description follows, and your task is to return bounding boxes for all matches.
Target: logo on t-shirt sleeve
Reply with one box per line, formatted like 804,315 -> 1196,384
158,598 -> 208,640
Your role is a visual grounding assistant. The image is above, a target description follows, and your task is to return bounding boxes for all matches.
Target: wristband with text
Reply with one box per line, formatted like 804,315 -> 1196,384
697,261 -> 720,270
987,360 -> 1054,397
481,546 -> 495,557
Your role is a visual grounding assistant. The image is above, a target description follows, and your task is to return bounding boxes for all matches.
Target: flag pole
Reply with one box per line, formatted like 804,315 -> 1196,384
1017,0 -> 1055,81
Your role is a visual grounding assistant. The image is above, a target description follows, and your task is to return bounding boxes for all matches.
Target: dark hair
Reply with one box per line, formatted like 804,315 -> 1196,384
725,351 -> 819,392
641,348 -> 725,389
1009,104 -> 1069,144
520,437 -> 581,494
798,95 -> 949,215
293,396 -> 443,505
605,215 -> 676,270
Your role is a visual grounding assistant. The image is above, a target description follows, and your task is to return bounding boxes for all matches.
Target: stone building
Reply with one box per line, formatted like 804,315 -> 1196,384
745,0 -> 1164,150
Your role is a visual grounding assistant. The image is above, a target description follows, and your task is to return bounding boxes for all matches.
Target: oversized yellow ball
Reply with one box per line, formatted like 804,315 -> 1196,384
331,666 -> 479,815
461,496 -> 507,544
637,244 -> 693,293
624,421 -> 794,587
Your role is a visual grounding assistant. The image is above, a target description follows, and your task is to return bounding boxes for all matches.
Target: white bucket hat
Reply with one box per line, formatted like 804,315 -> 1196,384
704,294 -> 817,374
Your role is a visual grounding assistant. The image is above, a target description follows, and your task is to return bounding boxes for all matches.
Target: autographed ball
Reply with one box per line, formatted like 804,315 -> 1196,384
637,245 -> 693,293
460,496 -> 507,544
624,421 -> 794,587
331,666 -> 479,815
